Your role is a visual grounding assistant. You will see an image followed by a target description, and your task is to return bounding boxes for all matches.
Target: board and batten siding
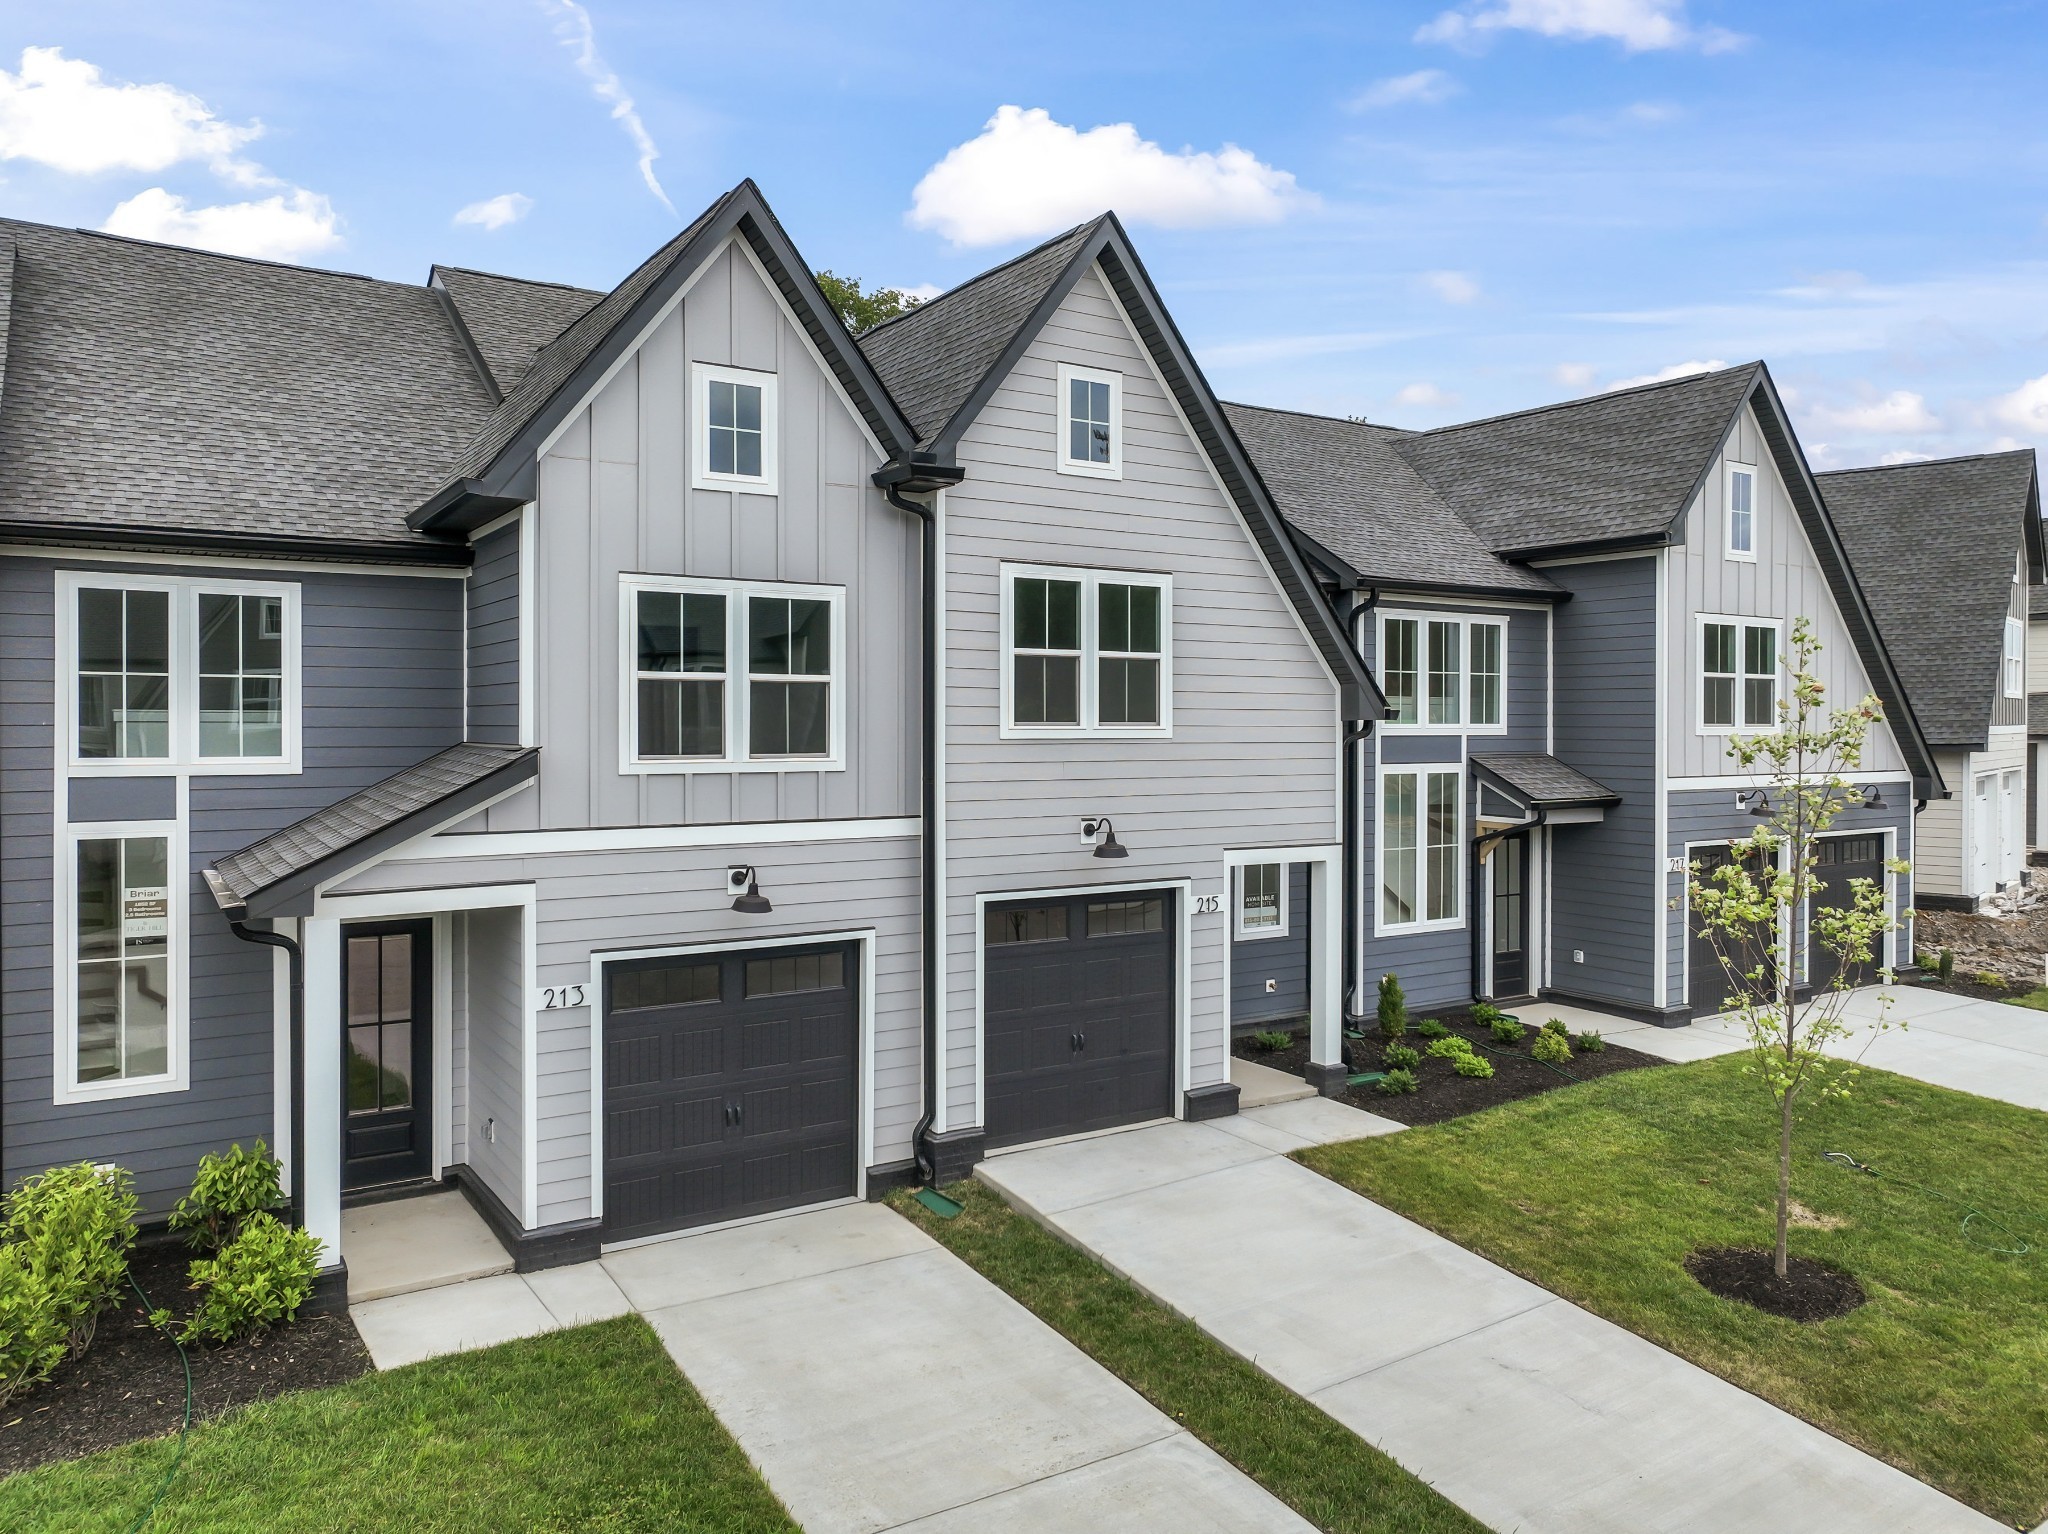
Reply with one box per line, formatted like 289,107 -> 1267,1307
0,555 -> 463,1211
938,265 -> 1342,1127
466,519 -> 521,745
1666,405 -> 1908,778
327,831 -> 922,1221
471,237 -> 916,835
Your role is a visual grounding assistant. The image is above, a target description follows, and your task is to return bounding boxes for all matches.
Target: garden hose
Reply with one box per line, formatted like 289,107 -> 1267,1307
121,1268 -> 192,1533
1822,1151 -> 2038,1256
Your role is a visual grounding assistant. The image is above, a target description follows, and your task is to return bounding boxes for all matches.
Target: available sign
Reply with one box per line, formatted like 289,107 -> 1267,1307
123,886 -> 169,939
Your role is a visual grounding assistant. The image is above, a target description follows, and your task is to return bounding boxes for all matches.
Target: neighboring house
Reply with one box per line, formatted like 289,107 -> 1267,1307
1234,364 -> 1941,1025
0,183 -> 1370,1290
1821,453 -> 2044,911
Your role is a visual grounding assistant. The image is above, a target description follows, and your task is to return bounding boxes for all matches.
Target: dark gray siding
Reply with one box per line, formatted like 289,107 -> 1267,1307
68,776 -> 175,822
467,520 -> 520,744
1232,862 -> 1309,1026
1546,557 -> 1658,1008
1,556 -> 464,1213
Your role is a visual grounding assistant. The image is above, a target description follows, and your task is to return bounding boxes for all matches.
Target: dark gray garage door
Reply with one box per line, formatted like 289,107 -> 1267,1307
984,891 -> 1174,1149
1687,843 -> 1775,1014
603,942 -> 857,1242
1808,834 -> 1887,992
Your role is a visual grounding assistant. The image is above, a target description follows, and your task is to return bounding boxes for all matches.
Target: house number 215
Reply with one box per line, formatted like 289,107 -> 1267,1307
1193,894 -> 1222,915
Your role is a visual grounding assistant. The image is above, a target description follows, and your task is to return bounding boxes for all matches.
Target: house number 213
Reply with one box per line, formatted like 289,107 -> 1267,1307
1193,894 -> 1223,915
539,984 -> 588,1011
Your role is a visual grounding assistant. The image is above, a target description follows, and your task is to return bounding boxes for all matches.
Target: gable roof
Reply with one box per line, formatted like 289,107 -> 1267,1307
0,219 -> 492,561
432,265 -> 602,398
1392,364 -> 1761,559
1818,449 -> 2043,748
1221,402 -> 1557,597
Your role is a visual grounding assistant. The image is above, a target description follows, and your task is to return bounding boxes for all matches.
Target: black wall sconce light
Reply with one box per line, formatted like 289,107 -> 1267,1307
1081,818 -> 1129,859
1736,788 -> 1771,817
1855,784 -> 1886,810
728,864 -> 773,913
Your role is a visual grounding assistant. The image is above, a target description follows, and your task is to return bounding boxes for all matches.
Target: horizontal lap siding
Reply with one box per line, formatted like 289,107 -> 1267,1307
461,906 -> 525,1214
942,269 -> 1340,1124
1,557 -> 462,1212
467,520 -> 520,744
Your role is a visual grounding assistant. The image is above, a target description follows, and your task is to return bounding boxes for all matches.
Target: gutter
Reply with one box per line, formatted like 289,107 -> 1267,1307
206,870 -> 308,1231
1343,589 -> 1379,1028
874,455 -> 966,1185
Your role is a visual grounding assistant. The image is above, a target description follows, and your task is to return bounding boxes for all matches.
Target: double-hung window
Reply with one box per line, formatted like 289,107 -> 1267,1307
64,574 -> 297,771
1055,363 -> 1122,479
624,576 -> 841,769
1003,564 -> 1170,735
1726,465 -> 1757,560
2005,616 -> 2025,699
692,364 -> 779,494
1379,613 -> 1506,731
1381,768 -> 1461,930
1701,617 -> 1780,731
1236,862 -> 1288,940
61,820 -> 183,1101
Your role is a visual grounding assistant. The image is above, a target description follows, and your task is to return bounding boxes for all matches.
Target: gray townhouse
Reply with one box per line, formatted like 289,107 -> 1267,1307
0,183 -> 1374,1289
1229,364 -> 1944,1027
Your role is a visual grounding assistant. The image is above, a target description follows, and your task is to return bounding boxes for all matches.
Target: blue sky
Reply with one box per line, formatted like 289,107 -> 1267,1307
4,0 -> 2047,467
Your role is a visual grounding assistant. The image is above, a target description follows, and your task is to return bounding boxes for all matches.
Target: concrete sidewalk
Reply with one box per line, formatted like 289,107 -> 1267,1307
354,1201 -> 1316,1534
977,1099 -> 2006,1534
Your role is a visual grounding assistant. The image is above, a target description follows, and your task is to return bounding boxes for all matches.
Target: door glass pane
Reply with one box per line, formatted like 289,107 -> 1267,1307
379,934 -> 412,1021
1087,898 -> 1164,936
744,950 -> 844,997
377,1021 -> 413,1109
613,962 -> 720,1010
348,1026 -> 382,1114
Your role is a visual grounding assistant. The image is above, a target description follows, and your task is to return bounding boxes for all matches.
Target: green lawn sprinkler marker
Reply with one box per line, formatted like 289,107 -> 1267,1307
914,1186 -> 964,1218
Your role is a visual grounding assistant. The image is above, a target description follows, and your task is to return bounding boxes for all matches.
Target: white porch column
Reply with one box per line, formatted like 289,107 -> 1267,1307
300,914 -> 344,1263
1305,855 -> 1346,1095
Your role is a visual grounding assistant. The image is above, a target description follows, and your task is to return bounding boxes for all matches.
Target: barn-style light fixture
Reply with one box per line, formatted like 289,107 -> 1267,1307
1082,818 -> 1129,859
1856,784 -> 1886,811
1737,789 -> 1770,818
731,866 -> 773,914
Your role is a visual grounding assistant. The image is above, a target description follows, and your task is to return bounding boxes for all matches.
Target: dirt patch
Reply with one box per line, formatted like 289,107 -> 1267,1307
1914,906 -> 2048,991
1684,1246 -> 1867,1322
0,1237 -> 371,1475
1232,1011 -> 1667,1127
1787,1200 -> 1850,1231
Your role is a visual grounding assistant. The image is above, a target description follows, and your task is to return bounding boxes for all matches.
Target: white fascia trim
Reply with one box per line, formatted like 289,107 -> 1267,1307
1668,770 -> 1912,792
997,560 -> 1174,740
691,361 -> 782,497
1054,361 -> 1124,480
313,881 -> 537,920
8,545 -> 466,578
399,815 -> 921,862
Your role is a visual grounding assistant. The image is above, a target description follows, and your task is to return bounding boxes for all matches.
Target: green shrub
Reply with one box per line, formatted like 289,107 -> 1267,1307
1937,949 -> 1955,983
171,1140 -> 286,1254
1488,1014 -> 1524,1045
1451,1052 -> 1495,1079
182,1213 -> 324,1344
1382,1043 -> 1420,1070
1541,1016 -> 1571,1037
0,1245 -> 68,1409
1375,1067 -> 1418,1095
1415,1017 -> 1450,1041
2,1162 -> 137,1358
1973,970 -> 2006,991
1575,1030 -> 1606,1053
1376,973 -> 1409,1038
1469,1000 -> 1503,1026
1531,1029 -> 1574,1065
1426,1035 -> 1474,1060
1250,1029 -> 1294,1054
1913,951 -> 1933,972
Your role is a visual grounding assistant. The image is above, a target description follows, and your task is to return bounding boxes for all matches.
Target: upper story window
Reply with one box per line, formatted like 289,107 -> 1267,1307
2005,616 -> 2025,698
624,575 -> 841,772
1726,465 -> 1757,560
1700,616 -> 1780,732
60,820 -> 184,1102
692,363 -> 779,494
63,573 -> 298,773
1055,363 -> 1122,480
1236,862 -> 1288,940
1001,564 -> 1170,737
1379,612 -> 1506,732
1381,767 -> 1461,932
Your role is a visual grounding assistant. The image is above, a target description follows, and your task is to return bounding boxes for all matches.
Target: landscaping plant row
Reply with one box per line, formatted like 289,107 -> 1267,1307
1366,974 -> 1604,1096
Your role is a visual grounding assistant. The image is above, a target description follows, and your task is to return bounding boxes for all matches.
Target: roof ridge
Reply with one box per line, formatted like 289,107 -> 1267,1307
1221,398 -> 1391,431
1817,447 -> 2037,478
855,217 -> 1102,341
430,262 -> 604,296
1416,361 -> 1761,439
33,220 -> 399,286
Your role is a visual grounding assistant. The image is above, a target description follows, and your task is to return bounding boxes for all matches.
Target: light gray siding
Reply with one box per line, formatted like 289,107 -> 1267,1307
0,555 -> 463,1212
1231,861 -> 1310,1025
458,904 -> 525,1214
1993,572 -> 2028,730
939,265 -> 1341,1125
466,518 -> 521,745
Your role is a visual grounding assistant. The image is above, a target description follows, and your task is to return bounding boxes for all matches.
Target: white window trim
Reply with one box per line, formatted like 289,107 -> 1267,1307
1696,613 -> 1784,737
57,570 -> 303,777
1375,765 -> 1465,935
618,573 -> 846,775
1376,609 -> 1508,735
1235,861 -> 1290,941
2004,615 -> 2025,698
998,562 -> 1173,739
1054,362 -> 1123,480
1724,463 -> 1759,563
53,816 -> 189,1104
690,362 -> 780,495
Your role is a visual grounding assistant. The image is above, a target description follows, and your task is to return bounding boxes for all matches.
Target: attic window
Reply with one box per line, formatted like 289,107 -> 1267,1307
1726,466 -> 1757,560
693,363 -> 779,494
1056,363 -> 1122,479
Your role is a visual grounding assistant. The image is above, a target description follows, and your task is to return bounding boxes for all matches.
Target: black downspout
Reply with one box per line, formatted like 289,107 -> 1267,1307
1343,589 -> 1379,1028
223,917 -> 307,1230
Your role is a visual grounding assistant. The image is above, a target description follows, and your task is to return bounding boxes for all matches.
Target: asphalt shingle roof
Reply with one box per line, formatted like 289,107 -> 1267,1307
0,219 -> 496,554
1471,752 -> 1621,807
433,265 -> 602,396
1392,364 -> 1761,557
1222,402 -> 1556,595
858,222 -> 1098,443
1819,450 -> 2040,748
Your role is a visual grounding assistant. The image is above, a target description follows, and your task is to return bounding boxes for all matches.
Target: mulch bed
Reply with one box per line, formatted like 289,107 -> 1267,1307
0,1237 -> 371,1476
1233,1010 -> 1666,1127
1684,1246 -> 1867,1322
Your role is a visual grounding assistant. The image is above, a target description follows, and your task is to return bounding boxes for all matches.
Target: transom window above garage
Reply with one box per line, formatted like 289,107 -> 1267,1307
1002,563 -> 1171,737
624,575 -> 842,772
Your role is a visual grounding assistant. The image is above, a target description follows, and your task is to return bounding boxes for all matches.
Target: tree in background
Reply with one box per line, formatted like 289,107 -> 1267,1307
1685,617 -> 1907,1279
814,270 -> 924,334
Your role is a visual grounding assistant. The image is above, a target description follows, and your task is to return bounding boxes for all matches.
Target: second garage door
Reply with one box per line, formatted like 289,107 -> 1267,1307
1807,833 -> 1888,992
983,891 -> 1175,1149
602,941 -> 857,1243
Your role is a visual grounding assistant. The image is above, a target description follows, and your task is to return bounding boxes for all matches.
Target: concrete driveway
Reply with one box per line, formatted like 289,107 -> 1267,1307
977,1099 -> 2006,1534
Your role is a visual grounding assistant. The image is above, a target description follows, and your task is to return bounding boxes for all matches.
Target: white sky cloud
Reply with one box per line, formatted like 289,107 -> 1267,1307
1346,70 -> 1460,111
1552,362 -> 1597,390
454,192 -> 534,230
0,46 -> 261,179
897,282 -> 944,302
908,105 -> 1312,248
1417,0 -> 1745,54
1992,373 -> 2048,435
541,0 -> 675,216
102,186 -> 340,261
1602,358 -> 1728,391
1808,389 -> 1941,435
1423,269 -> 1481,305
1878,449 -> 1937,465
1395,381 -> 1458,408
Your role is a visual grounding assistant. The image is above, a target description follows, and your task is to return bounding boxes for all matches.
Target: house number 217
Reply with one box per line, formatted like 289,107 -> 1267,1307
1193,894 -> 1222,915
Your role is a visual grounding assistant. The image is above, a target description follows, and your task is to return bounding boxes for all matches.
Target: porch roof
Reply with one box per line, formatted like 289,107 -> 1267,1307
1469,752 -> 1621,810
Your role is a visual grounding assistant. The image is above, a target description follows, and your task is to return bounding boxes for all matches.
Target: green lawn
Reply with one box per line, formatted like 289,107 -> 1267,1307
1999,985 -> 2048,1012
0,1317 -> 795,1534
892,1182 -> 1485,1534
1299,1055 -> 2048,1529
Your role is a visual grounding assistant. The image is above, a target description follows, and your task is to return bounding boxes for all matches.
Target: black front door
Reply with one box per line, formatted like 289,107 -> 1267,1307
1808,834 -> 1887,992
342,920 -> 434,1190
1490,834 -> 1529,998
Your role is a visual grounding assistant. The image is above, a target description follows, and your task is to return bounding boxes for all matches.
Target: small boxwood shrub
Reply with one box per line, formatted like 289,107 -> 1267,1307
1415,1017 -> 1450,1041
1250,1029 -> 1294,1054
2,1162 -> 137,1359
1531,1029 -> 1574,1065
1451,1052 -> 1495,1079
1575,1030 -> 1606,1053
1375,1067 -> 1418,1095
1541,1016 -> 1570,1037
1377,973 -> 1409,1038
0,1246 -> 68,1409
1469,1000 -> 1502,1026
1488,1014 -> 1523,1045
1381,1043 -> 1420,1070
182,1212 -> 324,1344
171,1140 -> 286,1254
1972,970 -> 2006,991
1426,1035 -> 1474,1060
